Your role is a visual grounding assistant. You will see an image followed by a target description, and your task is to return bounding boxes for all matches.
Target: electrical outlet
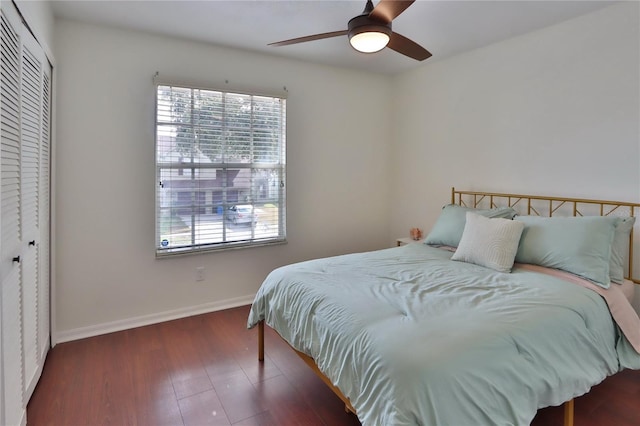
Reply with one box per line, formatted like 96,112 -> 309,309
196,266 -> 205,282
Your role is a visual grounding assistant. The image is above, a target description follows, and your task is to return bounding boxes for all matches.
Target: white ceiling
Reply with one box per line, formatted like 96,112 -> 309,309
50,0 -> 616,75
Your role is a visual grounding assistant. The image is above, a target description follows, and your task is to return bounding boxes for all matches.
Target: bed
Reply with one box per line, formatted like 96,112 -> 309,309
247,188 -> 640,425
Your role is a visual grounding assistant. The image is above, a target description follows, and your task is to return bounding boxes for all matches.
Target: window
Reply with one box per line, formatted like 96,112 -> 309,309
155,84 -> 286,255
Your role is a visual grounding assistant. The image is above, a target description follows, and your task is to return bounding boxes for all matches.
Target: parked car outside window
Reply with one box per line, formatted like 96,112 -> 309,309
226,205 -> 258,225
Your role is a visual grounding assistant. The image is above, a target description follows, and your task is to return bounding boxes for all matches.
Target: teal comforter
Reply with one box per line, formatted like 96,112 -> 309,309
247,244 -> 640,425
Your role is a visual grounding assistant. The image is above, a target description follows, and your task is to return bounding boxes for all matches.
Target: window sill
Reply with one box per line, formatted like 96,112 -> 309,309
156,238 -> 287,258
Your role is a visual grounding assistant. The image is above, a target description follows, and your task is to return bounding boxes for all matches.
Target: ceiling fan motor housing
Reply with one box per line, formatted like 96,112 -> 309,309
347,14 -> 392,42
347,14 -> 392,53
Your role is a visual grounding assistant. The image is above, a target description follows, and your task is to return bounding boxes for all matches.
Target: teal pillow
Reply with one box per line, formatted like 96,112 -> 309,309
514,216 -> 617,288
610,217 -> 636,284
425,204 -> 517,248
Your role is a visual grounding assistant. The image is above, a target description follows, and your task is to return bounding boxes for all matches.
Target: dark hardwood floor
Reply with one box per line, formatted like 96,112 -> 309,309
28,305 -> 640,425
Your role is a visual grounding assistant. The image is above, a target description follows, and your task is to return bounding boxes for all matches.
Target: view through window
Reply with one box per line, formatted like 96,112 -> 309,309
155,84 -> 286,255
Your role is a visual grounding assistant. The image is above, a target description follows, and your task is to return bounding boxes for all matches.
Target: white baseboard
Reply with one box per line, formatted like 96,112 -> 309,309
53,294 -> 255,344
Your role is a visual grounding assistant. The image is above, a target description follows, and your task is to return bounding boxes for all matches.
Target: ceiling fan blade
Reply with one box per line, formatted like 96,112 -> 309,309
369,0 -> 415,24
387,31 -> 431,61
269,30 -> 348,47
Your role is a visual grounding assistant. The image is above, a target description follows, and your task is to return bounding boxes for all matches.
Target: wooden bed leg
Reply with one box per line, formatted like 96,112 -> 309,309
563,399 -> 574,426
258,321 -> 265,362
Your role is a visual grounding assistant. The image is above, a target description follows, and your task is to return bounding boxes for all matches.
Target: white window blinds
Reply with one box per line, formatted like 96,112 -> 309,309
155,84 -> 286,255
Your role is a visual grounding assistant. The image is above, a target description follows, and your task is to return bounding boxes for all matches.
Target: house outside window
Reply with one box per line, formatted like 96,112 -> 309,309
155,84 -> 286,255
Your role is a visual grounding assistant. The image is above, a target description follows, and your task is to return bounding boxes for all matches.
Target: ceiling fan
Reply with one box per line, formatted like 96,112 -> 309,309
269,0 -> 432,61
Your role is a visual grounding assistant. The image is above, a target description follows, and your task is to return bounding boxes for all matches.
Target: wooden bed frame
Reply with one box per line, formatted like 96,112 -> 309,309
257,188 -> 640,425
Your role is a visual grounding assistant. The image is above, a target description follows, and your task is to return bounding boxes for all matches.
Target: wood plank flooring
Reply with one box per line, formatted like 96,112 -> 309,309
28,305 -> 640,425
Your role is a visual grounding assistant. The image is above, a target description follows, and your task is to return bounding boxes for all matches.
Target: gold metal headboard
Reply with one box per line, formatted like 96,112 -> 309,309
451,187 -> 640,285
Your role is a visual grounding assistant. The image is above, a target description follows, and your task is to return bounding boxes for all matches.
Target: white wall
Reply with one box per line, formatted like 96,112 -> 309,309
53,20 -> 392,341
389,2 -> 640,311
390,2 -> 639,237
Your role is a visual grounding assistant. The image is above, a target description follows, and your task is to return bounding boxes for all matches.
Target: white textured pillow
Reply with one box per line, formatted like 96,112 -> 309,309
452,212 -> 525,272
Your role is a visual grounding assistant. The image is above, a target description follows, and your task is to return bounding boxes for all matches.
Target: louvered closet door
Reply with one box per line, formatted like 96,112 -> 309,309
1,1 -> 52,423
21,27 -> 48,400
1,4 -> 26,426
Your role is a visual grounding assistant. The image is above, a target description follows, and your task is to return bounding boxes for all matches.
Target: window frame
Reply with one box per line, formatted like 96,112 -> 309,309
154,82 -> 287,257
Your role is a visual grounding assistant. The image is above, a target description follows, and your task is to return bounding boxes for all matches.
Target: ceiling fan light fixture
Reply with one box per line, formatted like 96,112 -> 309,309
347,14 -> 392,54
